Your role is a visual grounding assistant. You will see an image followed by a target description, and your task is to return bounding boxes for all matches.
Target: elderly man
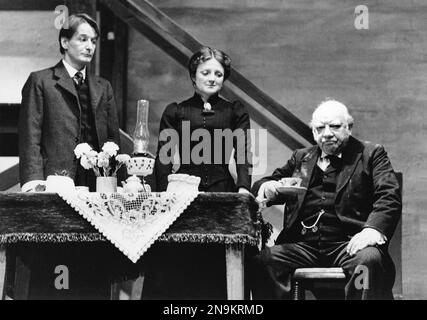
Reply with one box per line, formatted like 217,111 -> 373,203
250,99 -> 401,300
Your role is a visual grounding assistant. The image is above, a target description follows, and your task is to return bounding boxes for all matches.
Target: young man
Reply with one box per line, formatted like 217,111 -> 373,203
19,13 -> 120,191
17,13 -> 125,299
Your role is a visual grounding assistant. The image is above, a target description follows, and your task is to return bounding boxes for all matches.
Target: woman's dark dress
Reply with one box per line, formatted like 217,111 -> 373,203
143,93 -> 252,299
155,93 -> 251,192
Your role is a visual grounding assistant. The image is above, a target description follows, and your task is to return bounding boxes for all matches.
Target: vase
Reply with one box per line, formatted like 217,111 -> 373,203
96,176 -> 117,193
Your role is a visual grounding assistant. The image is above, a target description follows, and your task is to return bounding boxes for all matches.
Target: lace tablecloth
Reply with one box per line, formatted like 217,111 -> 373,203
57,191 -> 198,263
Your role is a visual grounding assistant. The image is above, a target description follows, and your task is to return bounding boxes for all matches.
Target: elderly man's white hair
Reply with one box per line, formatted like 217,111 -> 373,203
310,99 -> 354,128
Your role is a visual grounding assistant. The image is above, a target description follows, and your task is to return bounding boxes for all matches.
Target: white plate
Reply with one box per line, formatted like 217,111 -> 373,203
277,186 -> 307,195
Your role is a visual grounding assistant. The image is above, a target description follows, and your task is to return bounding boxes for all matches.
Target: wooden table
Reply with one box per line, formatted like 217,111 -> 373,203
0,192 -> 259,300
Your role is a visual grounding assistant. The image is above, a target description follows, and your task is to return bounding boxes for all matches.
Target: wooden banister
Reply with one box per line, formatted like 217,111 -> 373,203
99,0 -> 314,148
0,164 -> 19,192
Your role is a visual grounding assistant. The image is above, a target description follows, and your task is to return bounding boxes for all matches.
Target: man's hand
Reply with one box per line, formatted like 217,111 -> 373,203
257,180 -> 282,201
346,228 -> 387,256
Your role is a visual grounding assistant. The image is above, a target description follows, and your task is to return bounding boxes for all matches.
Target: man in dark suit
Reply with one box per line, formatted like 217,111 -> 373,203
17,13 -> 124,299
19,13 -> 120,192
250,99 -> 401,300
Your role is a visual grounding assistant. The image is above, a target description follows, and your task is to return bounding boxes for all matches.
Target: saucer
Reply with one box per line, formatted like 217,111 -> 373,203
277,186 -> 307,195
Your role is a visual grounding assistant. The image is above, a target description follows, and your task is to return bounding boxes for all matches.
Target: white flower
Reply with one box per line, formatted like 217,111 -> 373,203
74,143 -> 93,158
102,142 -> 119,157
80,155 -> 93,170
116,154 -> 131,164
98,151 -> 110,160
87,150 -> 98,167
97,151 -> 111,168
75,141 -> 132,178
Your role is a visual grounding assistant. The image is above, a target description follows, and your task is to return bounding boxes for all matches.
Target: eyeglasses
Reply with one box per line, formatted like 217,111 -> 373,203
313,123 -> 345,134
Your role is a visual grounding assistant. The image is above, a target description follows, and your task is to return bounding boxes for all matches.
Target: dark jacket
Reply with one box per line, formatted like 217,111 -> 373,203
252,136 -> 402,243
155,93 -> 252,192
19,61 -> 121,186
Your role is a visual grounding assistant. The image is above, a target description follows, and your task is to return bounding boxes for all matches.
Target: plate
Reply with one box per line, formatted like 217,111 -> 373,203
277,186 -> 307,195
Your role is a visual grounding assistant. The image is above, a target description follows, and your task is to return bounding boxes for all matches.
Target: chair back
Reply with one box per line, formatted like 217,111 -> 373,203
389,171 -> 402,298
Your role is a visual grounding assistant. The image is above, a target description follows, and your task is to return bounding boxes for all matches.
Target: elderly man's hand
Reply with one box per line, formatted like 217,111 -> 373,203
346,228 -> 387,256
257,180 -> 282,201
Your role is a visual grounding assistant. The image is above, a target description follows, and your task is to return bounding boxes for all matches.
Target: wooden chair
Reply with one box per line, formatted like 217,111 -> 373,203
290,172 -> 403,300
291,267 -> 346,300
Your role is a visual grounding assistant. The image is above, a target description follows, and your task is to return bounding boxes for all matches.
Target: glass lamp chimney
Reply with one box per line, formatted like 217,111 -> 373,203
133,99 -> 150,156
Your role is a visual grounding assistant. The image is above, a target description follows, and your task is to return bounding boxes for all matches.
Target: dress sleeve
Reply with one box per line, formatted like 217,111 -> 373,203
155,102 -> 179,191
232,100 -> 252,191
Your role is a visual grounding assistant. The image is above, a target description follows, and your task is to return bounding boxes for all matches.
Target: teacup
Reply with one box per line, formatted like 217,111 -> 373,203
167,174 -> 200,193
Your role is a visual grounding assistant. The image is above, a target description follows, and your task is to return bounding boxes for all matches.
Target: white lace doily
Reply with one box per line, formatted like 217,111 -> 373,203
58,191 -> 199,263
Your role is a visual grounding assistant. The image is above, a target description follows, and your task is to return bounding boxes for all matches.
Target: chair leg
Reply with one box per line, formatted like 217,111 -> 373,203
292,280 -> 305,300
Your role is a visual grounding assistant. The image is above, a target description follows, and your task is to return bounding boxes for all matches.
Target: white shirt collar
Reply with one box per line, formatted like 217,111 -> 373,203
320,151 -> 342,159
62,59 -> 86,80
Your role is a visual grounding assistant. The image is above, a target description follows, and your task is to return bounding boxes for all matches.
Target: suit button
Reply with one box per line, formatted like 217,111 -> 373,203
75,137 -> 79,143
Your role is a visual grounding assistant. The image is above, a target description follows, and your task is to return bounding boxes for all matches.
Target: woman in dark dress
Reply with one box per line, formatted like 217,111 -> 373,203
144,47 -> 252,299
155,46 -> 252,193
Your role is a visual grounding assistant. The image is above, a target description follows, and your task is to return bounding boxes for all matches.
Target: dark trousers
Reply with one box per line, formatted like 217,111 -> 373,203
250,241 -> 395,300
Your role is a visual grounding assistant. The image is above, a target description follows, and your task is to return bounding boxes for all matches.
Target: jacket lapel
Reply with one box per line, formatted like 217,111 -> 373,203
87,73 -> 102,116
297,147 -> 318,201
286,146 -> 319,229
53,61 -> 79,103
336,137 -> 363,195
299,147 -> 319,188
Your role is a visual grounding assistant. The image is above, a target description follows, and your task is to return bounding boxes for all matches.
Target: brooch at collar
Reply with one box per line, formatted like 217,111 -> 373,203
202,102 -> 215,115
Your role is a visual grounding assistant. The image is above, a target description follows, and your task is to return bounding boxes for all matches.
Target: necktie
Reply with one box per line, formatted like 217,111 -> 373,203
73,71 -> 84,86
326,155 -> 341,169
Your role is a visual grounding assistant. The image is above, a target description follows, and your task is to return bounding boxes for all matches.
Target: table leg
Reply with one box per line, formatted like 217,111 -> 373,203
110,272 -> 145,300
14,254 -> 31,300
0,245 -> 6,300
225,243 -> 244,300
